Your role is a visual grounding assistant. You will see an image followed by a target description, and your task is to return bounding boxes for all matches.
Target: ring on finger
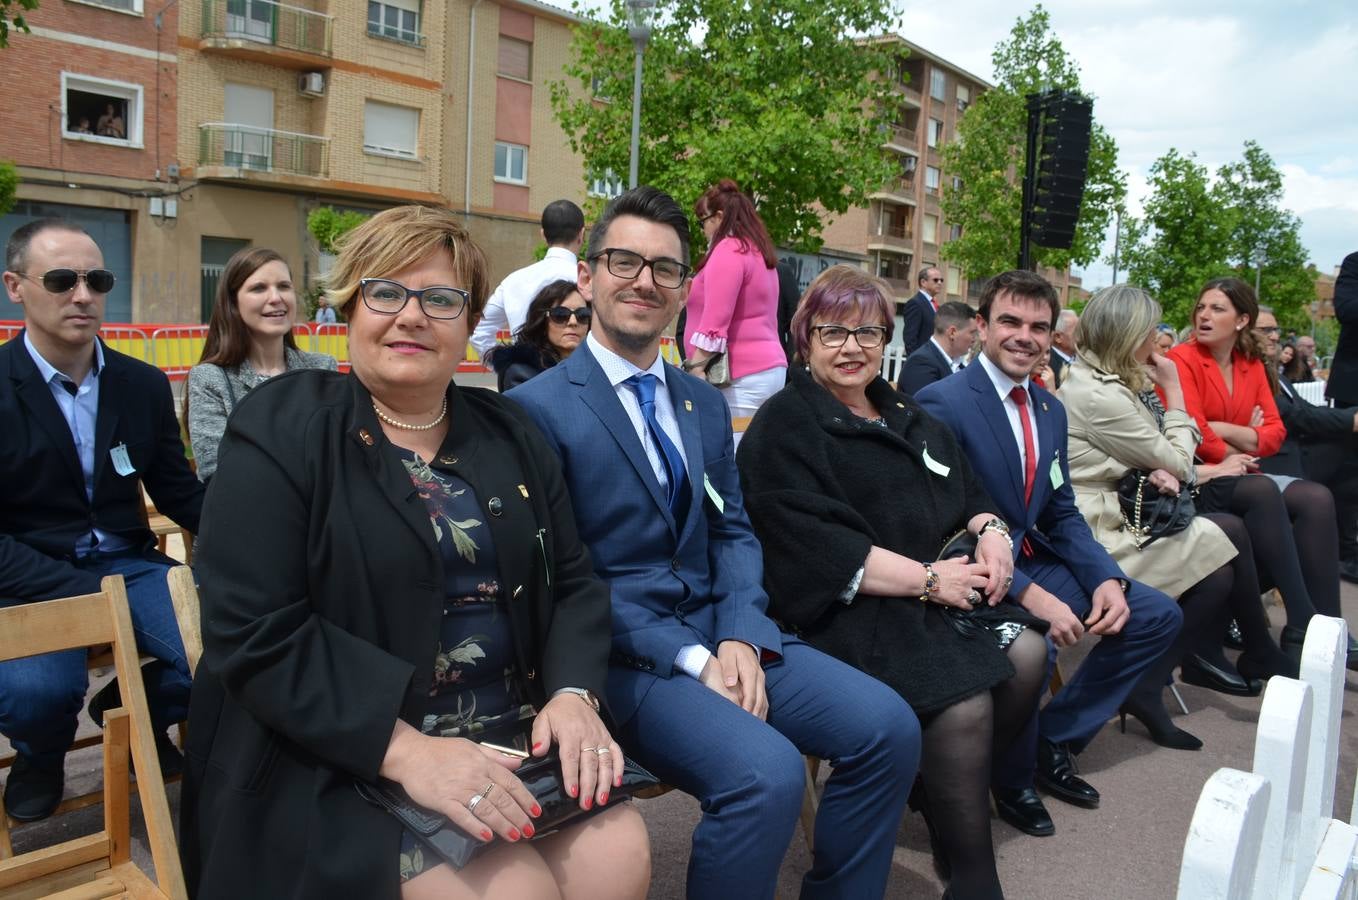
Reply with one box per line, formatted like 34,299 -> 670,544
467,792 -> 486,813
594,747 -> 612,755
581,746 -> 598,753
967,589 -> 981,606
482,782 -> 495,799
1002,575 -> 1013,588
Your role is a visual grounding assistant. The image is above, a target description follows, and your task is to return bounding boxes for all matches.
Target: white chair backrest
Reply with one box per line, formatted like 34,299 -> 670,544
880,345 -> 907,385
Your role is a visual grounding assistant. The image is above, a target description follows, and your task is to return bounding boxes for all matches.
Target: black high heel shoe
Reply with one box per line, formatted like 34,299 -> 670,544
1118,697 -> 1203,751
1180,655 -> 1262,696
1280,625 -> 1358,672
1224,620 -> 1246,650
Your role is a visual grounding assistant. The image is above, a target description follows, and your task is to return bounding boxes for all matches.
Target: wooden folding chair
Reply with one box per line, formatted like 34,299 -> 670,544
166,567 -> 201,678
0,575 -> 188,899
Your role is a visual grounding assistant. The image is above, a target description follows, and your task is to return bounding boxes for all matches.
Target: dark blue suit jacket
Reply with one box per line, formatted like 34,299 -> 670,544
0,333 -> 203,602
915,361 -> 1123,599
508,343 -> 783,720
897,339 -> 953,396
900,292 -> 936,353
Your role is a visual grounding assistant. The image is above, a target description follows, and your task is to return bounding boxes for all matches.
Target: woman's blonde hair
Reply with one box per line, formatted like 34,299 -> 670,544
1075,284 -> 1161,392
325,205 -> 490,322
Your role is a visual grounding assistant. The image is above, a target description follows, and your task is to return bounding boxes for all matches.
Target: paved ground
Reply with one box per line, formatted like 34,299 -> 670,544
7,535 -> 1357,898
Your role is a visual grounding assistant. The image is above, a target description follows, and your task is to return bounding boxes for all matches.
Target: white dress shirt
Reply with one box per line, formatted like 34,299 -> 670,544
976,351 -> 1041,476
930,336 -> 966,372
469,246 -> 579,360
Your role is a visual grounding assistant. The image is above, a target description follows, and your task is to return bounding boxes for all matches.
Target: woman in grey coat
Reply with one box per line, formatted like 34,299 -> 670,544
186,247 -> 336,480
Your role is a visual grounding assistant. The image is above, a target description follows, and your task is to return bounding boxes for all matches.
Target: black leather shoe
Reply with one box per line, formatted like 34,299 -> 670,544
1224,619 -> 1246,650
1035,739 -> 1099,808
1281,623 -> 1358,672
3,753 -> 65,822
1340,559 -> 1358,586
992,786 -> 1054,836
1180,654 -> 1261,696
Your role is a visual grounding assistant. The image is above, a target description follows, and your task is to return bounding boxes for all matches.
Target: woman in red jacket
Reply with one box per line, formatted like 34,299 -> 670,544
1170,277 -> 1337,662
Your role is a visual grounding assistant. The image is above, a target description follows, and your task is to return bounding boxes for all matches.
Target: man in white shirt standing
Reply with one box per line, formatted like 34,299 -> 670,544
1047,308 -> 1078,389
470,199 -> 585,363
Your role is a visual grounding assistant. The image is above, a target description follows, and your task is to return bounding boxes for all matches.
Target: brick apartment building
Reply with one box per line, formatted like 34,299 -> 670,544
1,0 -> 598,324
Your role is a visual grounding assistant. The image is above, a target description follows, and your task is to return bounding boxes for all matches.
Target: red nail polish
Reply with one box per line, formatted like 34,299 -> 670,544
531,803 -> 542,817
599,793 -> 609,805
615,776 -> 623,788
481,830 -> 492,841
569,784 -> 578,798
532,742 -> 544,752
508,828 -> 521,841
523,823 -> 535,838
582,797 -> 592,810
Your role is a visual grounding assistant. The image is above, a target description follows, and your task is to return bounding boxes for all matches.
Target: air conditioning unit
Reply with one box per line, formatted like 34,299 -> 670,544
298,71 -> 325,97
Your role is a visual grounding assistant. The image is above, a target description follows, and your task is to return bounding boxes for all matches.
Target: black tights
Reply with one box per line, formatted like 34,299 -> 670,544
1281,480 -> 1341,620
1198,474 -> 1317,628
919,629 -> 1047,900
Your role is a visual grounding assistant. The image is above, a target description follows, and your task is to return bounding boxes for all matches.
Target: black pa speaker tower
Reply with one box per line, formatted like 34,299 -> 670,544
1026,91 -> 1093,251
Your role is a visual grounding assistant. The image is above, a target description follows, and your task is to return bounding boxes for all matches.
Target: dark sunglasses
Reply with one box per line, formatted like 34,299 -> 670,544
547,305 -> 592,325
23,268 -> 116,294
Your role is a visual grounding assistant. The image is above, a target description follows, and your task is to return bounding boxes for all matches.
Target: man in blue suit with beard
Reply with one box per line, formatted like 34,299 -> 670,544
509,187 -> 919,900
917,270 -> 1180,838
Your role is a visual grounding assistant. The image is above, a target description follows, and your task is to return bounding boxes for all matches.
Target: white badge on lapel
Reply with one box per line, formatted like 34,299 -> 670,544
921,445 -> 951,478
1049,452 -> 1064,490
703,473 -> 725,514
110,442 -> 136,477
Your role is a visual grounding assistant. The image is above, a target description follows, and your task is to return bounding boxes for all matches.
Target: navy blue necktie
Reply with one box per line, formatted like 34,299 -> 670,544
624,373 -> 691,520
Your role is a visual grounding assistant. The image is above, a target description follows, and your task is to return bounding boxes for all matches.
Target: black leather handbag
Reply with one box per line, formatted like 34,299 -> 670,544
356,750 -> 659,870
1117,469 -> 1195,549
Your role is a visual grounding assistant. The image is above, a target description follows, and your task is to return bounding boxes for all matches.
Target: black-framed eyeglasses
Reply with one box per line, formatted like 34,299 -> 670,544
812,324 -> 889,349
358,278 -> 470,320
587,248 -> 691,289
928,277 -> 945,283
1256,326 -> 1281,335
22,268 -> 116,294
698,211 -> 718,224
547,305 -> 592,325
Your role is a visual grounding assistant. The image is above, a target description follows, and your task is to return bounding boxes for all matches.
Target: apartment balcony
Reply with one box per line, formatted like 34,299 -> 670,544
197,124 -> 330,184
867,221 -> 914,254
892,81 -> 922,108
868,177 -> 916,205
880,275 -> 914,297
883,126 -> 918,155
199,0 -> 333,67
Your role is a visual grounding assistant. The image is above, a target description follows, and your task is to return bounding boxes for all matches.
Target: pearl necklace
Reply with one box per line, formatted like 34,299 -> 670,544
372,397 -> 448,431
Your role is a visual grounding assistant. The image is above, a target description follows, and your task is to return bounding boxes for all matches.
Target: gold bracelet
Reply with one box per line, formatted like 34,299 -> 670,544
920,563 -> 939,603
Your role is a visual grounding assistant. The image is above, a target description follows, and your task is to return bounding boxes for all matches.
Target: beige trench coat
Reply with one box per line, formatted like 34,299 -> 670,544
1060,356 -> 1236,599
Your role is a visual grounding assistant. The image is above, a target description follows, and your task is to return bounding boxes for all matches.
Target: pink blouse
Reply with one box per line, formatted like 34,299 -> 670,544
684,237 -> 787,380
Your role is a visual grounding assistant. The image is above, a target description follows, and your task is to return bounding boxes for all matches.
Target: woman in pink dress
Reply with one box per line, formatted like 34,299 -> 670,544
684,180 -> 788,430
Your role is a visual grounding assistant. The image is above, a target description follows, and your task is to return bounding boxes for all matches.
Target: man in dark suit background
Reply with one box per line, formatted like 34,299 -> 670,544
917,270 -> 1180,838
1328,251 -> 1358,577
510,187 -> 919,899
897,300 -> 976,396
1048,308 -> 1079,389
900,264 -> 944,353
0,219 -> 204,821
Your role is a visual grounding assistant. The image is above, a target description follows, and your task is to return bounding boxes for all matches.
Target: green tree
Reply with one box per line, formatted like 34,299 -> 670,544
940,5 -> 1126,278
1,0 -> 38,48
1119,149 -> 1235,326
551,0 -> 899,253
1213,140 -> 1313,323
0,160 -> 18,216
306,206 -> 369,254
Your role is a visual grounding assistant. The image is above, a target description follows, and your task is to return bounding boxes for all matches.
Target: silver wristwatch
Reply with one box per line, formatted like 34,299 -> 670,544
554,687 -> 601,713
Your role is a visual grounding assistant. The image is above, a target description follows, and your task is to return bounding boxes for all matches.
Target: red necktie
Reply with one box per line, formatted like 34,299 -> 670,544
1011,386 -> 1037,557
1011,386 -> 1037,505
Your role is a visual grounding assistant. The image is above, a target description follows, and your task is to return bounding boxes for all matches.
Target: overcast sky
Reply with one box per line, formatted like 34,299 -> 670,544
896,0 -> 1358,288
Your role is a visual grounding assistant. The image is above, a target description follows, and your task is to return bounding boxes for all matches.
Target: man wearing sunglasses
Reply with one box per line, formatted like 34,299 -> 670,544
901,265 -> 946,354
509,187 -> 919,900
469,198 -> 586,365
0,218 -> 204,821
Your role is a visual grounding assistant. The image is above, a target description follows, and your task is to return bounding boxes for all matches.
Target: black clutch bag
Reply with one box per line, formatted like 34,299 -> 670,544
1117,469 -> 1195,549
932,529 -> 1048,639
356,751 -> 659,870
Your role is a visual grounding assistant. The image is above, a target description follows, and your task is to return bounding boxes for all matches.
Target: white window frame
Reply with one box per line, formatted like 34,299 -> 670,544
69,0 -> 143,15
927,118 -> 943,148
362,100 -> 420,160
923,214 -> 939,245
61,72 -> 144,148
956,85 -> 971,112
925,166 -> 941,192
588,168 -> 623,199
930,69 -> 946,101
367,0 -> 424,46
494,142 -> 528,185
947,265 -> 961,294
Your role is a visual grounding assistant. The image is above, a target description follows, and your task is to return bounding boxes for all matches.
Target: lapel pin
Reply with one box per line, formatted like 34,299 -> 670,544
1041,401 -> 1049,412
896,402 -> 905,408
358,428 -> 374,446
684,400 -> 693,412
518,484 -> 529,499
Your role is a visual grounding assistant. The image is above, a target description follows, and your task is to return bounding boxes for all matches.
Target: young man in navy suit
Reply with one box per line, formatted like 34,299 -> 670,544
916,270 -> 1181,837
509,187 -> 920,900
0,219 -> 204,821
897,300 -> 976,396
900,265 -> 943,353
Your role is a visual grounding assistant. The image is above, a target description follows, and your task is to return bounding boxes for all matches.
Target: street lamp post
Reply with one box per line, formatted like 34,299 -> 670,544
626,0 -> 655,190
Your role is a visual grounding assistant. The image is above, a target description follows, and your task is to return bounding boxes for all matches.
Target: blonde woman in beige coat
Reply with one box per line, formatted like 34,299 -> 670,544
1062,285 -> 1294,750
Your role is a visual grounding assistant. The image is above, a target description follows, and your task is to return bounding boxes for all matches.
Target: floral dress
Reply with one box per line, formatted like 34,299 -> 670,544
395,449 -> 532,882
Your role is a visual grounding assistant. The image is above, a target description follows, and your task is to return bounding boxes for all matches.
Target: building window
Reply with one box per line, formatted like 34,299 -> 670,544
368,0 -> 423,45
72,0 -> 143,12
956,85 -> 971,112
494,142 -> 528,184
363,101 -> 420,159
952,176 -> 964,192
947,265 -> 961,295
498,36 -> 532,80
930,69 -> 946,101
588,169 -> 623,199
927,118 -> 943,148
949,223 -> 963,242
925,166 -> 941,194
923,214 -> 938,245
62,73 -> 143,147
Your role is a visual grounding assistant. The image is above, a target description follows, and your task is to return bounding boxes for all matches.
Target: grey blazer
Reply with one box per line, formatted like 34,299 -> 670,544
186,347 -> 337,480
